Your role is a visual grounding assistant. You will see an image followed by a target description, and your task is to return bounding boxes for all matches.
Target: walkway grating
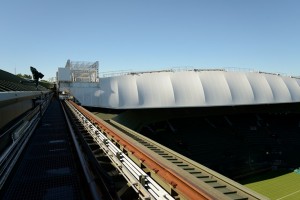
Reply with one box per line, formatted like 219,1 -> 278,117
1,99 -> 86,200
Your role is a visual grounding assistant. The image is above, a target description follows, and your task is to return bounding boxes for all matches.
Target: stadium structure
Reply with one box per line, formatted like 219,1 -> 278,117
1,60 -> 300,200
57,65 -> 300,109
57,59 -> 99,98
57,61 -> 300,178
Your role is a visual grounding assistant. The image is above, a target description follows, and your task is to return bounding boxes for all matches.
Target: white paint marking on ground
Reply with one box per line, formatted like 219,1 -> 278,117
276,188 -> 300,200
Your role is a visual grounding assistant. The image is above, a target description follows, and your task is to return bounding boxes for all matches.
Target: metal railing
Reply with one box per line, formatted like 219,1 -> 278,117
99,67 -> 294,78
65,100 -> 174,200
0,93 -> 52,189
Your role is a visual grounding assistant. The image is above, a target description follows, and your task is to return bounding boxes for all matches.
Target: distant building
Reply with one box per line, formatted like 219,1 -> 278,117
58,59 -> 99,83
57,59 -> 99,99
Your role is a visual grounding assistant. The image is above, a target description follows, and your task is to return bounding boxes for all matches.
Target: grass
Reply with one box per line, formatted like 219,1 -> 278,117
244,170 -> 300,200
93,112 -> 118,120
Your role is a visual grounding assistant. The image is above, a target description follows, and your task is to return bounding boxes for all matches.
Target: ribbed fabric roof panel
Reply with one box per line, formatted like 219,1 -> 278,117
70,71 -> 300,108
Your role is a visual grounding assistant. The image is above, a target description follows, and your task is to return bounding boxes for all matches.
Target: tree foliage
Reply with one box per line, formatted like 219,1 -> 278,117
16,73 -> 32,79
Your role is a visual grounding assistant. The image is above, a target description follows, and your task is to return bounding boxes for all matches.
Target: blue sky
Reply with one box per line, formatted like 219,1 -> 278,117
1,0 -> 300,80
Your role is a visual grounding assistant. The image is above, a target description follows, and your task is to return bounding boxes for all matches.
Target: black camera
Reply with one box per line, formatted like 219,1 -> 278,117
30,66 -> 44,87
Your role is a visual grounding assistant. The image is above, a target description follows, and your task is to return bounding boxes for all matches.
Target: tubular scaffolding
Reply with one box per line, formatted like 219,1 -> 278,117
65,59 -> 99,83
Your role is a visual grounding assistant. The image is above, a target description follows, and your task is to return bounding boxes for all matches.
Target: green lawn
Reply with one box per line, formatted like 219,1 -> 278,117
93,112 -> 117,120
244,171 -> 300,200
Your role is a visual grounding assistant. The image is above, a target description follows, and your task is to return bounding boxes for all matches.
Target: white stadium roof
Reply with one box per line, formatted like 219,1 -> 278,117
68,70 -> 300,109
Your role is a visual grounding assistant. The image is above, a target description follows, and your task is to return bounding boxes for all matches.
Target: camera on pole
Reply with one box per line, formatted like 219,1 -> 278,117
30,66 -> 44,89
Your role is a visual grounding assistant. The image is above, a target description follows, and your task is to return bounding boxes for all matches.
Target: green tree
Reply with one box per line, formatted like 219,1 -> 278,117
39,80 -> 53,89
17,73 -> 32,79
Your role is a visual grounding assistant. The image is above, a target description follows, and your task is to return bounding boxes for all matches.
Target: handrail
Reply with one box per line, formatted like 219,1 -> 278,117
65,100 -> 174,200
0,93 -> 52,189
69,100 -> 214,200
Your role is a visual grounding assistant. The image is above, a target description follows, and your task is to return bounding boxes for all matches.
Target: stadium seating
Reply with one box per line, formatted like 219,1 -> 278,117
139,111 -> 300,179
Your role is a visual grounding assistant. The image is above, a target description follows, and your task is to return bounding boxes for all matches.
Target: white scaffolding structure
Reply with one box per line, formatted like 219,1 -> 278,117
65,59 -> 99,82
